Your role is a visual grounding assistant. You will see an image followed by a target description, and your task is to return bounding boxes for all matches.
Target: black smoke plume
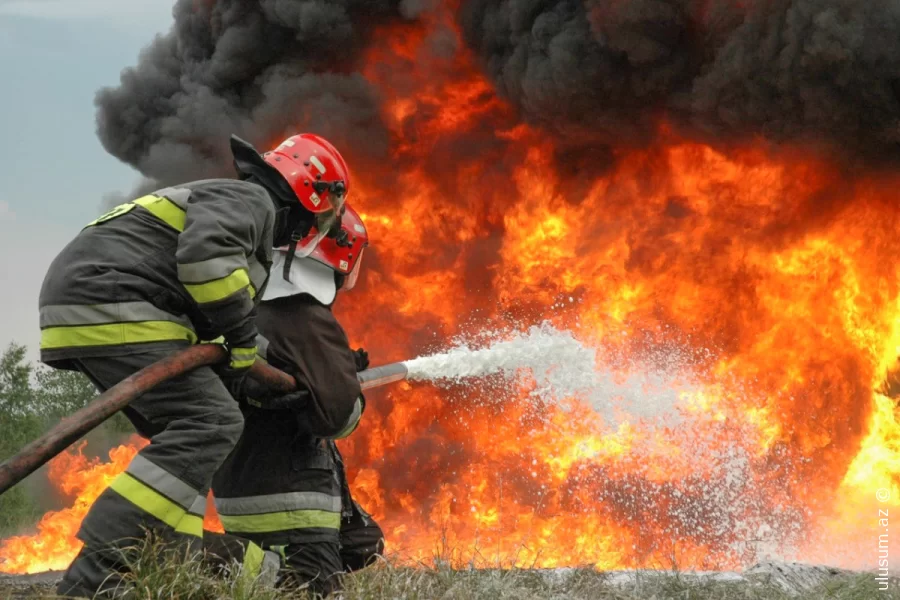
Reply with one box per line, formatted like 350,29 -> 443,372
96,0 -> 407,189
459,0 -> 900,162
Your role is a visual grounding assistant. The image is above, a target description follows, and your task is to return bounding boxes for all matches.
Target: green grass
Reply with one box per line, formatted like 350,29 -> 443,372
2,541 -> 898,600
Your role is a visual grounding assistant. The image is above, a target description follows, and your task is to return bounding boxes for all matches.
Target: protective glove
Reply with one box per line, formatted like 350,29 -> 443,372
353,348 -> 369,372
272,363 -> 310,411
266,389 -> 310,411
240,364 -> 310,411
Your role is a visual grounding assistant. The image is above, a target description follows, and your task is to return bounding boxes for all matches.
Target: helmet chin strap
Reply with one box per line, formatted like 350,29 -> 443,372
278,206 -> 317,283
282,237 -> 299,282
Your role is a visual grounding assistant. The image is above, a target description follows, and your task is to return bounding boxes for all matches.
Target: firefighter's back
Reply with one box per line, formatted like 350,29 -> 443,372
38,179 -> 270,368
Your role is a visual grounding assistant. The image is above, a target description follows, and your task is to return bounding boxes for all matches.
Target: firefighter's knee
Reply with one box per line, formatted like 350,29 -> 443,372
218,402 -> 245,447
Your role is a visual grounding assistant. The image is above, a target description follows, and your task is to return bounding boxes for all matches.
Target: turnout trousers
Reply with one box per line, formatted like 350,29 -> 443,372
273,498 -> 385,596
57,345 -> 245,598
212,435 -> 384,597
202,499 -> 384,597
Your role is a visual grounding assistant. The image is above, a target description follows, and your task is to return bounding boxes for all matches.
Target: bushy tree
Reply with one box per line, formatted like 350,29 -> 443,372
0,343 -> 132,535
33,364 -> 98,421
0,344 -> 45,534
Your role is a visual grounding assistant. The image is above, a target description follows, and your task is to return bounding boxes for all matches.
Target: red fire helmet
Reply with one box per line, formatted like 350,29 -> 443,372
306,204 -> 369,291
264,133 -> 350,257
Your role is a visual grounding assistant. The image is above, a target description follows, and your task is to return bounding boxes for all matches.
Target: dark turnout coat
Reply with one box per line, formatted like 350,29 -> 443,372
212,293 -> 364,546
39,179 -> 275,367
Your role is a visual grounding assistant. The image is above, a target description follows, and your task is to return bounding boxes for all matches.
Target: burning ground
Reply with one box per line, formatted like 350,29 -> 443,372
5,0 -> 900,577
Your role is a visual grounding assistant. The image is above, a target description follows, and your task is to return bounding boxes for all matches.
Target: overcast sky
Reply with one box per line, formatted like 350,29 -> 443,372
0,0 -> 175,360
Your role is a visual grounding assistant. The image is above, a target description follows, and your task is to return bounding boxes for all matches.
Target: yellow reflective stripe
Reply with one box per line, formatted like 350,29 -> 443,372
230,346 -> 257,369
133,195 -> 186,232
108,473 -> 187,530
220,510 -> 341,534
174,513 -> 203,538
242,542 -> 264,580
270,545 -> 287,562
86,203 -> 136,227
40,321 -> 198,350
183,268 -> 251,304
85,196 -> 186,231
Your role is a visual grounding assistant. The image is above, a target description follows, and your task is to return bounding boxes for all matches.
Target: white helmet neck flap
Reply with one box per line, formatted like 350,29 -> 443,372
262,250 -> 337,306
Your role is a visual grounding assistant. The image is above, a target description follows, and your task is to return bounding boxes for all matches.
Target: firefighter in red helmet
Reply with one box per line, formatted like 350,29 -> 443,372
209,205 -> 384,596
261,133 -> 352,259
39,132 -> 350,598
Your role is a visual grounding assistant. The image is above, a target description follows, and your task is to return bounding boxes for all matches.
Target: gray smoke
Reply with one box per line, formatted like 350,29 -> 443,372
459,0 -> 900,161
96,0 -> 407,189
98,0 -> 900,192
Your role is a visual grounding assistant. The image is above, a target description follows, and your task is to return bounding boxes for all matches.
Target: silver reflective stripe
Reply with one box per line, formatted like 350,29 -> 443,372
248,257 -> 269,292
177,254 -> 247,284
188,495 -> 207,516
331,397 -> 363,439
126,455 -> 198,510
155,186 -> 191,209
215,491 -> 341,516
40,302 -> 193,329
260,550 -> 281,584
257,335 -> 270,361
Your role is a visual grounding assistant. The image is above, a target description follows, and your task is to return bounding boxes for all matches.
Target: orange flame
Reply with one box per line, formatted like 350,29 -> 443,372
4,3 -> 900,576
0,437 -> 147,573
0,437 -> 224,574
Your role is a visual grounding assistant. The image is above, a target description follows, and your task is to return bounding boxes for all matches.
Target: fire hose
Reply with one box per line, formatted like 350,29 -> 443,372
0,345 -> 410,496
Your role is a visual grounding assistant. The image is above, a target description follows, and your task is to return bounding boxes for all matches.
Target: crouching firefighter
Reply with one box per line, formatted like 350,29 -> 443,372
206,204 -> 384,596
39,133 -> 351,598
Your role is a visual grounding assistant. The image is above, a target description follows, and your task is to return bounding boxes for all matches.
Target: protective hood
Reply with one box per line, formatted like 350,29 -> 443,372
262,250 -> 337,306
230,135 -> 297,207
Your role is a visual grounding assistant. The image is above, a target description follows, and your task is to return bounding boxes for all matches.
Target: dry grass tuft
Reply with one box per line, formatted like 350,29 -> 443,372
1,539 -> 898,599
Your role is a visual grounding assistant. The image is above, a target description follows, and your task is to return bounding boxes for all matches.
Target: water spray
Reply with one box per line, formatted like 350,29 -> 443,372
361,323 -> 602,402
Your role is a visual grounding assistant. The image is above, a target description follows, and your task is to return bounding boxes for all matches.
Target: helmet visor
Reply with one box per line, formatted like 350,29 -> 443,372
291,207 -> 342,258
344,247 -> 365,290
